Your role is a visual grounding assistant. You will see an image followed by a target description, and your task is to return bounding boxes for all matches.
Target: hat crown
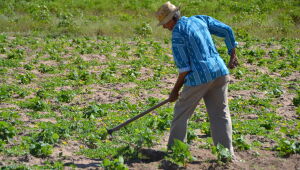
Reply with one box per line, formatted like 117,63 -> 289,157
156,1 -> 178,23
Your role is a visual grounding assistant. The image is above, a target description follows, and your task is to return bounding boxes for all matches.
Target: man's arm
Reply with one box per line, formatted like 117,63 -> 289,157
228,48 -> 238,69
169,71 -> 189,102
205,16 -> 238,57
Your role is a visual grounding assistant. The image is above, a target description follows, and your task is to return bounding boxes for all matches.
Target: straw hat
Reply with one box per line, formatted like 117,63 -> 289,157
155,1 -> 179,26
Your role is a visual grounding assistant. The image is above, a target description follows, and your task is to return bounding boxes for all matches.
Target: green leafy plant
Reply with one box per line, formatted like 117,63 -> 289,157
68,69 -> 92,82
36,89 -> 50,99
57,90 -> 76,103
17,72 -> 35,84
200,122 -> 210,136
83,104 -> 106,118
30,141 -> 53,157
0,121 -> 16,141
101,156 -> 129,170
233,135 -> 251,151
0,164 -> 31,170
293,90 -> 300,107
24,63 -> 34,70
274,139 -> 300,157
83,133 -> 101,149
187,128 -> 197,144
7,49 -> 25,59
166,139 -> 195,167
211,144 -> 233,163
33,129 -> 60,145
0,85 -> 12,101
20,97 -> 48,111
38,64 -> 55,73
130,128 -> 156,148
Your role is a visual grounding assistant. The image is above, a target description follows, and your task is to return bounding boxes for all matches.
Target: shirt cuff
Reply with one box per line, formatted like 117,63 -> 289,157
228,41 -> 238,55
178,67 -> 191,73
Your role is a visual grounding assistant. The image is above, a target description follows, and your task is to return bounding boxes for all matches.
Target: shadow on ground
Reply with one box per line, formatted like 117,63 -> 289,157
64,159 -> 101,169
127,148 -> 166,164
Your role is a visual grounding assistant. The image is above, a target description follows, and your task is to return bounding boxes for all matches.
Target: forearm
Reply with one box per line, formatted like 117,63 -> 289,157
171,71 -> 189,93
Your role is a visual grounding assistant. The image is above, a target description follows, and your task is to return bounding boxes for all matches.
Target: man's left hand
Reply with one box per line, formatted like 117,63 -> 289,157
228,57 -> 239,69
228,48 -> 239,69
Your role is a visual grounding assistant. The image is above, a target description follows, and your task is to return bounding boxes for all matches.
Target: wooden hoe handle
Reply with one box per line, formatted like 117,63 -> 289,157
107,99 -> 170,135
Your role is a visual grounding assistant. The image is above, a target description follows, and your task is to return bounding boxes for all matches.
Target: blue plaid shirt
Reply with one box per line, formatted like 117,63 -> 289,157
172,15 -> 237,86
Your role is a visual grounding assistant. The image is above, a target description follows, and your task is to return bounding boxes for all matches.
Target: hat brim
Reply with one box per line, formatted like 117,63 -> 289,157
157,8 -> 179,26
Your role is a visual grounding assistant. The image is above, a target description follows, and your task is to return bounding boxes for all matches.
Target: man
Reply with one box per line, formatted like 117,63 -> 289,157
155,2 -> 238,155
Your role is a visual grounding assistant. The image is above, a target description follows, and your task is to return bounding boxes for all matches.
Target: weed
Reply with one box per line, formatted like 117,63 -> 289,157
7,49 -> 25,59
83,104 -> 106,118
292,90 -> 300,107
0,85 -> 12,101
17,72 -> 35,84
20,98 -> 49,111
132,128 -> 155,148
273,139 -> 300,157
30,141 -> 53,157
36,89 -> 50,99
211,144 -> 233,163
187,128 -> 197,144
0,121 -> 16,141
166,139 -> 195,167
57,90 -> 76,103
24,63 -> 35,70
33,129 -> 60,145
233,135 -> 251,151
38,64 -> 55,73
280,124 -> 300,138
0,164 -> 31,170
101,156 -> 129,170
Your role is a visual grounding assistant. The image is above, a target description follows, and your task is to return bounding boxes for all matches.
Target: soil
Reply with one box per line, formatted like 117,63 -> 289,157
2,108 -> 299,170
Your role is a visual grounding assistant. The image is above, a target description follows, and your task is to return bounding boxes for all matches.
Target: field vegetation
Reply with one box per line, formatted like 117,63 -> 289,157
0,0 -> 300,39
0,0 -> 299,169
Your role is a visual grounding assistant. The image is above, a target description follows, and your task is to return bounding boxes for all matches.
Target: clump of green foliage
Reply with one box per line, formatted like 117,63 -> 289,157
292,90 -> 300,107
0,121 -> 16,141
233,135 -> 251,151
273,139 -> 300,157
211,144 -> 233,163
30,141 -> 53,157
166,139 -> 196,167
101,156 -> 129,170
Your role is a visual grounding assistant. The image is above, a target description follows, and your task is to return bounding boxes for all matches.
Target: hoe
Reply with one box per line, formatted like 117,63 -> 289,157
107,99 -> 170,135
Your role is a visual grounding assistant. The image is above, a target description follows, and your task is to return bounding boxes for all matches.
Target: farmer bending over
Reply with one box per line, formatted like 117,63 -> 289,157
155,2 -> 239,156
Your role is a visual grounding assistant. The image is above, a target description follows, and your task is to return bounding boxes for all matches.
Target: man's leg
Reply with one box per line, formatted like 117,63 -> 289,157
203,75 -> 234,154
167,82 -> 212,148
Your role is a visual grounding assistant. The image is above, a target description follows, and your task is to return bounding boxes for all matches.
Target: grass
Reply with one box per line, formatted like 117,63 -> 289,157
0,0 -> 299,39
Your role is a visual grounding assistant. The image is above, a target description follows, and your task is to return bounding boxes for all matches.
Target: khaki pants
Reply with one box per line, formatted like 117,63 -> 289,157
168,75 -> 233,154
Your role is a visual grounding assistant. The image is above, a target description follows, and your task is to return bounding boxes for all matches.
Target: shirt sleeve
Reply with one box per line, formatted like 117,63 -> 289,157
206,16 -> 238,55
172,30 -> 191,73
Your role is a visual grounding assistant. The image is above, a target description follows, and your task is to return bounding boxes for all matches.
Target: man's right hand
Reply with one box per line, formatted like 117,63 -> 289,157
168,91 -> 179,102
168,71 -> 189,103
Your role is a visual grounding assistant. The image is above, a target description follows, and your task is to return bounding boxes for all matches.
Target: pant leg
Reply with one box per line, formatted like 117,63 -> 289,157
203,75 -> 234,154
167,82 -> 212,148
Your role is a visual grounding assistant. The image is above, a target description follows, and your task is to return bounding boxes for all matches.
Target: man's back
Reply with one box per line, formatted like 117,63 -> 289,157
172,15 -> 233,86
